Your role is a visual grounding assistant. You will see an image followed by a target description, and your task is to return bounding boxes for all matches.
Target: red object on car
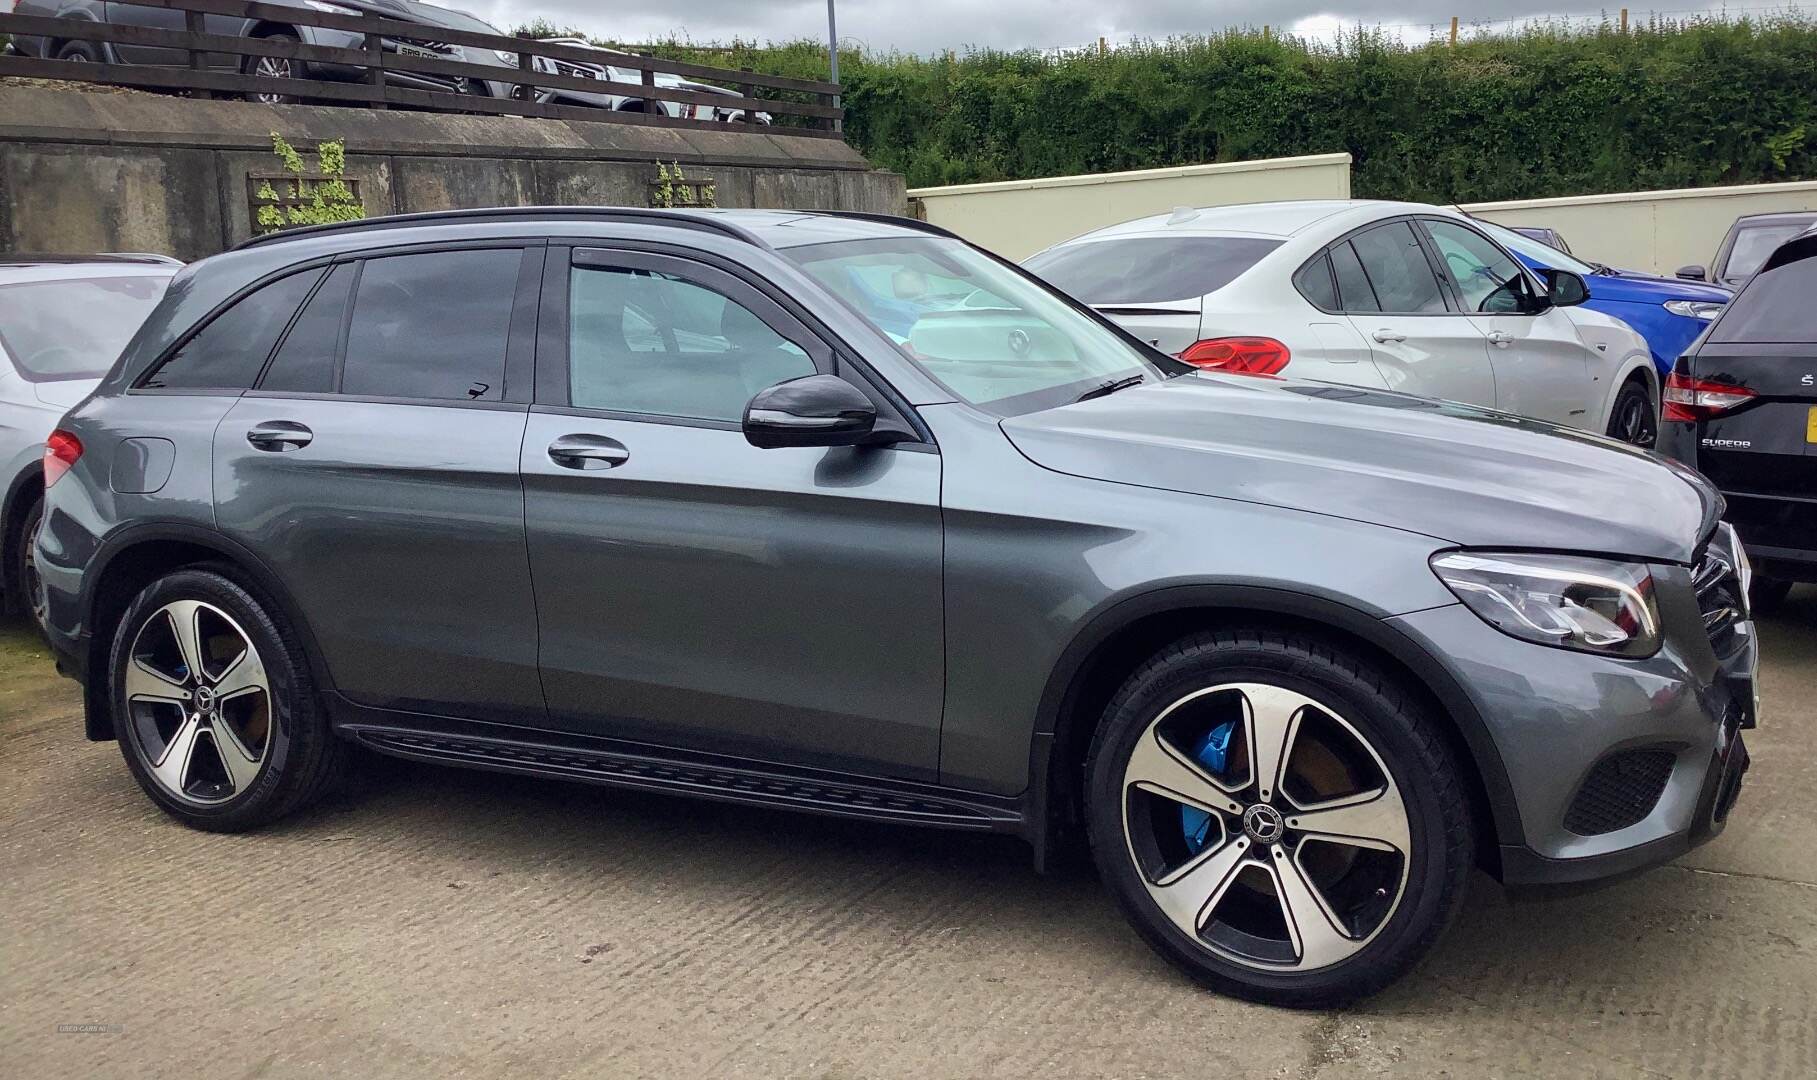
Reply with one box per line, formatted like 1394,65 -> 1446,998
1663,371 -> 1755,422
1178,337 -> 1291,375
44,429 -> 82,489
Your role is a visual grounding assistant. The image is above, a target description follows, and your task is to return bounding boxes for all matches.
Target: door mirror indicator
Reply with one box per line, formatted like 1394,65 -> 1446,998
1675,264 -> 1709,282
1541,268 -> 1590,308
743,374 -> 880,449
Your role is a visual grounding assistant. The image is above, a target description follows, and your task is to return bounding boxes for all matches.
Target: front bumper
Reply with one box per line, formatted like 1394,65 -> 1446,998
1388,551 -> 1757,887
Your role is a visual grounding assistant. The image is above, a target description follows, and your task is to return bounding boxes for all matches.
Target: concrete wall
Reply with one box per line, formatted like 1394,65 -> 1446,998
907,153 -> 1352,259
1464,179 -> 1817,276
0,86 -> 906,260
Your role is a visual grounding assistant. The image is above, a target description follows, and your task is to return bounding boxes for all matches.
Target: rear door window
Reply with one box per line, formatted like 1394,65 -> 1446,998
1329,241 -> 1380,313
1024,237 -> 1282,304
1709,250 -> 1817,343
1348,223 -> 1448,314
341,249 -> 523,401
143,268 -> 323,390
259,264 -> 355,394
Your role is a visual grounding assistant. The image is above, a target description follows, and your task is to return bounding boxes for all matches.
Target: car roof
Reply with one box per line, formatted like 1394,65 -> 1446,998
0,252 -> 181,268
1051,199 -> 1448,244
1733,211 -> 1817,227
0,257 -> 180,286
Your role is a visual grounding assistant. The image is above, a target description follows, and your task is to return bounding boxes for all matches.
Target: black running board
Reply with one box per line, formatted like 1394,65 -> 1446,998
343,723 -> 1023,832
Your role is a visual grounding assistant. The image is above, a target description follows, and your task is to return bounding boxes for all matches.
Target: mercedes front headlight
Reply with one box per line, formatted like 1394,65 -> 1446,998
1431,551 -> 1661,657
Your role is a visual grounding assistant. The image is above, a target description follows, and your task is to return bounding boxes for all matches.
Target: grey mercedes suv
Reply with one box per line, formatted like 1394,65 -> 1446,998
36,208 -> 1757,1006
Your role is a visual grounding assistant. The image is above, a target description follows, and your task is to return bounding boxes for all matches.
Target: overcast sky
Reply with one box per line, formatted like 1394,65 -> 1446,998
452,2 -> 1784,54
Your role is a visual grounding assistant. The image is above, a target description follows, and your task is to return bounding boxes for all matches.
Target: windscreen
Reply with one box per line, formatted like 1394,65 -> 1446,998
786,236 -> 1163,414
1024,236 -> 1282,304
0,272 -> 172,380
1727,224 -> 1809,281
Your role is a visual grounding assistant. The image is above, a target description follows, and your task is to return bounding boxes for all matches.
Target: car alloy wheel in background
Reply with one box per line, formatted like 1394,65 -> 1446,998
1608,380 -> 1658,447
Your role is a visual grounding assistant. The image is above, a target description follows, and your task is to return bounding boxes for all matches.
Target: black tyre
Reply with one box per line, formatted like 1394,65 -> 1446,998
243,33 -> 304,105
55,41 -> 102,63
1606,377 -> 1657,448
1086,628 -> 1473,1007
12,494 -> 47,635
109,567 -> 345,832
1750,575 -> 1794,615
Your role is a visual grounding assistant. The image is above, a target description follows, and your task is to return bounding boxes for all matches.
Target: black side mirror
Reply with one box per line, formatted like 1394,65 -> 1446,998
743,374 -> 878,449
1675,264 -> 1708,282
1541,268 -> 1589,307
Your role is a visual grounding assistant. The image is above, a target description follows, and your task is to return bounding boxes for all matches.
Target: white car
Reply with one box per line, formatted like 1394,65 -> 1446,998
1024,200 -> 1661,442
0,254 -> 177,629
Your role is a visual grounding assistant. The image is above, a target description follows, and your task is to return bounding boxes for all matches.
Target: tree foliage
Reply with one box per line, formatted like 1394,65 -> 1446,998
625,16 -> 1817,200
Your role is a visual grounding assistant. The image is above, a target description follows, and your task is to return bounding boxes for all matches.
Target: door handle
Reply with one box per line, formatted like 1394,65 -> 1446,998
246,421 -> 313,452
548,434 -> 629,470
1487,330 -> 1515,348
1371,329 -> 1407,343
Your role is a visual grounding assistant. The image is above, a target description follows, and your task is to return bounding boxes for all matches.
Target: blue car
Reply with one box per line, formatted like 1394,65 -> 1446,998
1476,220 -> 1732,375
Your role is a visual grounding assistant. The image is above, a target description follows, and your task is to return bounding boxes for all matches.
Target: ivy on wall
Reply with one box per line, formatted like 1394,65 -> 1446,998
253,133 -> 366,234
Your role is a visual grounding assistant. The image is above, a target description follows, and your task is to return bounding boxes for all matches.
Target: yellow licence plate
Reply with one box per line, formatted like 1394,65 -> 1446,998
1809,406 -> 1817,443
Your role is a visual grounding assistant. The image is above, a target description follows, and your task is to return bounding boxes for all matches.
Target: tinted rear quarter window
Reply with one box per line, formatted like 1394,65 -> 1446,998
1710,249 -> 1817,343
342,249 -> 522,401
1293,255 -> 1338,311
144,268 -> 323,389
1025,236 -> 1282,304
1349,222 -> 1447,314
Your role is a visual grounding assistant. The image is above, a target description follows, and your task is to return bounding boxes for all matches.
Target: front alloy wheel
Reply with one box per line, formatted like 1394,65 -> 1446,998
1088,630 -> 1473,1006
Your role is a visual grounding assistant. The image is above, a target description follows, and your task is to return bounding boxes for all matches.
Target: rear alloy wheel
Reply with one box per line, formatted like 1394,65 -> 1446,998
244,34 -> 304,105
1088,630 -> 1472,1007
15,496 -> 47,636
111,568 -> 344,831
55,41 -> 102,63
1607,379 -> 1658,448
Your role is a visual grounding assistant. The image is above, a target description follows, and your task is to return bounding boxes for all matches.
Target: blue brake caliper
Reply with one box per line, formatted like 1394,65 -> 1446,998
1181,721 -> 1234,854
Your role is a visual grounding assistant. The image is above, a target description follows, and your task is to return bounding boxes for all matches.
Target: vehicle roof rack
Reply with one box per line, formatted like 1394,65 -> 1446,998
232,207 -> 771,252
0,252 -> 183,266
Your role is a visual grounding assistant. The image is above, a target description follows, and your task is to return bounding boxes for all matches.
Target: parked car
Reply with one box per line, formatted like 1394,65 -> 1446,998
1024,201 -> 1663,445
524,38 -> 766,122
0,252 -> 177,630
1509,225 -> 1572,254
1476,219 -> 1732,382
1678,211 -> 1817,288
8,0 -> 524,104
37,207 -> 1754,1007
1660,224 -> 1817,612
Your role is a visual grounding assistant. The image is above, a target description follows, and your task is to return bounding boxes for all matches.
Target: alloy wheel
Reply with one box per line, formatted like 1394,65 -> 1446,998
251,57 -> 295,105
125,600 -> 272,804
1120,682 -> 1410,972
1613,389 -> 1657,447
20,504 -> 46,633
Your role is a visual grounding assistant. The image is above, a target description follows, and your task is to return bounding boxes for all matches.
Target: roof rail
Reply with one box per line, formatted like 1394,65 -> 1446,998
808,210 -> 968,244
0,252 -> 184,266
232,207 -> 771,252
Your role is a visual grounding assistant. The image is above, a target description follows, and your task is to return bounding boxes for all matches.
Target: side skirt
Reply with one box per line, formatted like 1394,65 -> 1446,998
337,714 -> 1026,834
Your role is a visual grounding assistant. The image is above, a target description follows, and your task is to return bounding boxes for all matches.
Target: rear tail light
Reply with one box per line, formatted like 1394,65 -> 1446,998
1663,372 -> 1755,422
44,429 -> 82,489
1177,337 -> 1291,376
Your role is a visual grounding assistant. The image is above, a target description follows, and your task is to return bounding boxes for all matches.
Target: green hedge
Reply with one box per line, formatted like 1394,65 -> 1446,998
625,17 -> 1815,202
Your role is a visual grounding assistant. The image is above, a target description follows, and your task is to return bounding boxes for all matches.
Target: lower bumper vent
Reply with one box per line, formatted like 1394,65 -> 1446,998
1564,749 -> 1675,836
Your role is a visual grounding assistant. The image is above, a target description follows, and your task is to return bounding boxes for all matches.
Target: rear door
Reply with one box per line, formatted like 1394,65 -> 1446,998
1419,218 -> 1596,426
211,243 -> 547,722
1684,241 -> 1817,503
1338,221 -> 1498,407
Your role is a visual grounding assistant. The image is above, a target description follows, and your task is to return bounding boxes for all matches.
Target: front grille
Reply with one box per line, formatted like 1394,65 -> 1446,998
1564,749 -> 1676,835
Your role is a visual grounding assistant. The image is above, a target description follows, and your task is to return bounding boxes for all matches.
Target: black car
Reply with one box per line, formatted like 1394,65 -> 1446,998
1661,224 -> 1817,609
1678,211 -> 1817,289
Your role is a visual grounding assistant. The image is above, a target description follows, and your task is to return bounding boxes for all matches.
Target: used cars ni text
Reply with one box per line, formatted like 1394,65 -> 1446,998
37,208 -> 1755,1006
1025,200 -> 1662,445
1661,224 -> 1817,611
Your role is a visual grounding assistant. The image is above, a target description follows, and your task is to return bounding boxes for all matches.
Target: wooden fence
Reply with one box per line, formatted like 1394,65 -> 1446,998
0,0 -> 843,137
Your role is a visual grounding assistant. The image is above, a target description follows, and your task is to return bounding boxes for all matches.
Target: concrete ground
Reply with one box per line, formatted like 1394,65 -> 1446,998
2,600 -> 1814,1080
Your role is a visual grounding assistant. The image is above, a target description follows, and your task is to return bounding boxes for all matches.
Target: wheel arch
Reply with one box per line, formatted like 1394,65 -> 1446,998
1027,584 -> 1522,880
78,522 -> 333,741
1600,354 -> 1660,432
1,459 -> 45,615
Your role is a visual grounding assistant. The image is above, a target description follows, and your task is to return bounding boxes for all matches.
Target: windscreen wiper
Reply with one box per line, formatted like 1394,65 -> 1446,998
1074,375 -> 1147,403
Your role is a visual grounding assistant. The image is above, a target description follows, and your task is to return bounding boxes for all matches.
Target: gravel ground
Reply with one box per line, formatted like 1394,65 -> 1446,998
3,597 -> 1814,1079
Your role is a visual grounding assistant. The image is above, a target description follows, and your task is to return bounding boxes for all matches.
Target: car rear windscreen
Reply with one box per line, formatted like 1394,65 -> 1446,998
1025,236 -> 1282,305
0,273 -> 172,380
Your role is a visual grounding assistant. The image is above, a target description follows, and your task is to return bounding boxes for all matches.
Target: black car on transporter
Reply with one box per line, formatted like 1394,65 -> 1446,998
1661,224 -> 1817,610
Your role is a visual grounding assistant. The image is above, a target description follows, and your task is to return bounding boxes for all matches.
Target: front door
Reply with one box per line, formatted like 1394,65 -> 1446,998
211,245 -> 547,721
1421,218 -> 1596,426
521,247 -> 945,781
